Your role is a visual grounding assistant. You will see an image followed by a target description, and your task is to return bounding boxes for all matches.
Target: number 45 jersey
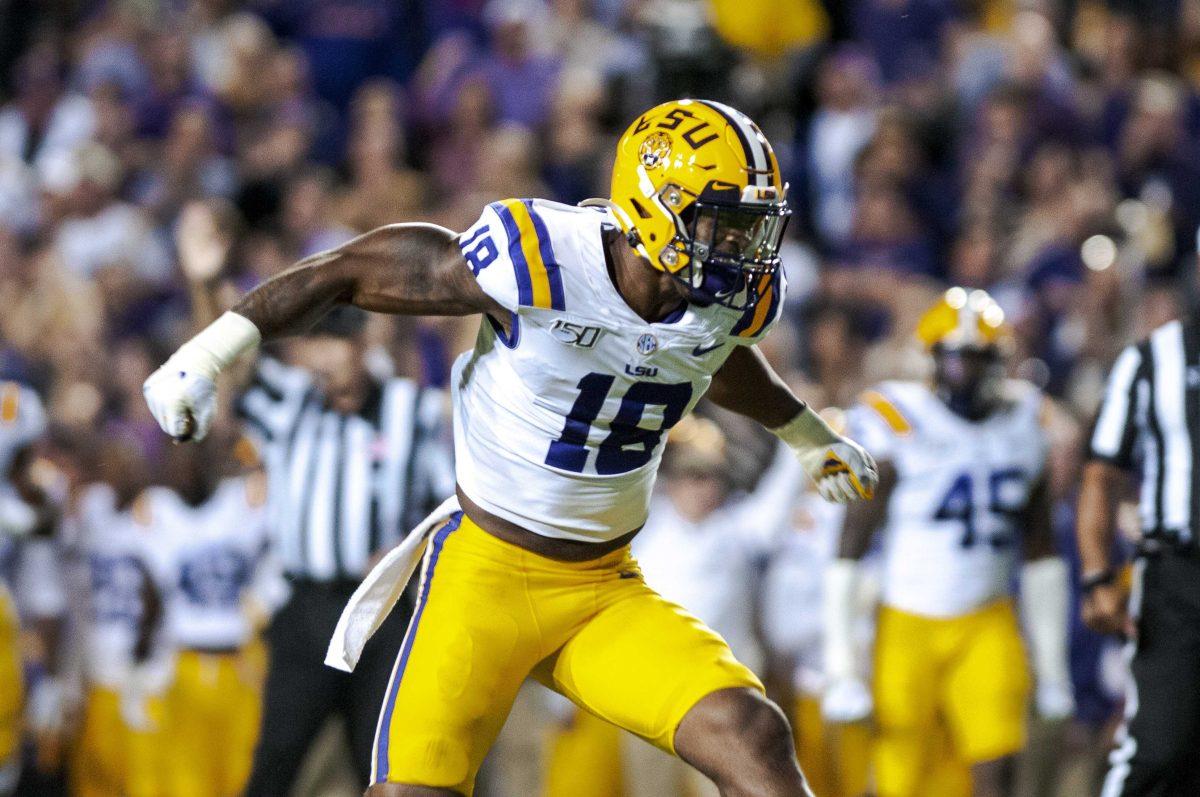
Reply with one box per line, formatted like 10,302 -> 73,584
846,379 -> 1049,618
452,199 -> 784,542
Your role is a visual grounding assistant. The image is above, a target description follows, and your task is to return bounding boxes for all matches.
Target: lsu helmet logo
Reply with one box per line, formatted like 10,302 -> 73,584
639,132 -> 672,170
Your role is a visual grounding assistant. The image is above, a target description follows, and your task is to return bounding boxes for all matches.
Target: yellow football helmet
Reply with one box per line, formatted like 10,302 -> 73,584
916,288 -> 1010,420
604,99 -> 790,310
916,287 -> 1009,351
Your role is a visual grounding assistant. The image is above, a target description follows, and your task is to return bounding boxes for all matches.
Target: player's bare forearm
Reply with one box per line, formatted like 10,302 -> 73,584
233,223 -> 498,340
838,461 -> 896,558
1076,460 -> 1125,573
707,345 -> 806,429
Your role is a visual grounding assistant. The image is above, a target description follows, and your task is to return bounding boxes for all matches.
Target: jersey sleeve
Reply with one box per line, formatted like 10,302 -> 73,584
728,268 -> 787,344
0,381 -> 46,451
1087,343 -> 1145,469
457,199 -> 566,314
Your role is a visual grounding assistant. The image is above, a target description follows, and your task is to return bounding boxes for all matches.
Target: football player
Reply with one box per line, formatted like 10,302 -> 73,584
0,381 -> 63,794
759,430 -> 873,797
823,289 -> 1074,797
65,437 -> 169,797
141,433 -> 284,797
144,99 -> 879,797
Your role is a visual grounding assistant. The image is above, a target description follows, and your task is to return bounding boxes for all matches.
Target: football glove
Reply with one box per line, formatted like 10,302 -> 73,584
143,365 -> 216,441
143,311 -> 260,441
771,406 -> 878,503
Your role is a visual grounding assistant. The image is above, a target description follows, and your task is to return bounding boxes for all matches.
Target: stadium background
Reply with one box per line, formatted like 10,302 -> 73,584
0,0 -> 1186,794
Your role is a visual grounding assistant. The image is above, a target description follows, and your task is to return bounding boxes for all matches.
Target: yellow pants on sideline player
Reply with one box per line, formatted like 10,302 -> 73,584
0,591 -> 22,786
373,512 -> 762,795
542,707 -> 624,797
160,644 -> 265,797
792,696 -> 872,797
71,686 -> 165,797
872,599 -> 1029,797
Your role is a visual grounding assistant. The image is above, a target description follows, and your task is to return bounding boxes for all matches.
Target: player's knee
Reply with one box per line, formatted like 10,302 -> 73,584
736,694 -> 797,766
683,688 -> 797,769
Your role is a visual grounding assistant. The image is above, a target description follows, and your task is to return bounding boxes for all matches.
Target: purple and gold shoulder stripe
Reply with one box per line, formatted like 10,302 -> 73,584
489,199 -> 567,312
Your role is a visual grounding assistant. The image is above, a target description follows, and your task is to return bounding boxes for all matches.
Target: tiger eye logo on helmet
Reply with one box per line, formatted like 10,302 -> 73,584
639,132 -> 672,170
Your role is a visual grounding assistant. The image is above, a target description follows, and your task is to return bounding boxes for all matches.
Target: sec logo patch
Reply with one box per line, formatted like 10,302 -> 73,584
635,333 -> 658,355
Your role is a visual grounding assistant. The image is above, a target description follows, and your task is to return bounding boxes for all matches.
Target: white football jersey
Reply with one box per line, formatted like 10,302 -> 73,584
753,446 -> 877,693
0,381 -> 46,542
452,199 -> 784,542
0,382 -> 59,624
141,476 -> 279,651
69,483 -> 159,687
847,380 -> 1049,618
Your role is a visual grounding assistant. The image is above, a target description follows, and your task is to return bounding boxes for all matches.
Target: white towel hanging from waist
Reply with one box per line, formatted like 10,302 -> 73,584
324,495 -> 461,672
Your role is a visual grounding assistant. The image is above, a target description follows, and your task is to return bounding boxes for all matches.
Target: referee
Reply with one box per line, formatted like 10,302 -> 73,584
237,307 -> 454,794
1079,315 -> 1200,796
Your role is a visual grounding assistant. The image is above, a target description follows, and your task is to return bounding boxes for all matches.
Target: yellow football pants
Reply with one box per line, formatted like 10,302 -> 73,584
872,599 -> 1030,797
792,696 -> 872,797
70,686 -> 164,797
542,707 -> 624,797
0,590 -> 21,777
373,512 -> 762,795
160,646 -> 265,797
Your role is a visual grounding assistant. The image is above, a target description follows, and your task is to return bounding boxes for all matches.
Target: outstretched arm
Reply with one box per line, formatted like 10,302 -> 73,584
709,346 -> 878,503
237,223 -> 499,337
706,345 -> 805,428
145,223 -> 496,441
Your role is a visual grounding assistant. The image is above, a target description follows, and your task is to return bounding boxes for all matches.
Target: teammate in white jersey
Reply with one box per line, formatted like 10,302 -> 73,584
141,436 -> 285,797
759,439 -> 874,797
63,437 -> 167,797
0,381 -> 65,794
143,99 -> 879,797
824,289 -> 1074,797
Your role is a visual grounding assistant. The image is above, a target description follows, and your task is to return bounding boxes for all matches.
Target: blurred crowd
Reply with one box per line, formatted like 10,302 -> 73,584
1,0 -> 1198,795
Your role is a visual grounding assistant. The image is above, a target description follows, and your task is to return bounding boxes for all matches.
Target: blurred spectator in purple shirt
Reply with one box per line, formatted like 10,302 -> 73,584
478,0 -> 562,129
136,31 -> 207,140
832,177 -> 939,279
850,0 -> 960,85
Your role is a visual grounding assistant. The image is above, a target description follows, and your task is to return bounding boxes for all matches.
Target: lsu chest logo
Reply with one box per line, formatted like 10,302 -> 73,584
550,319 -> 602,348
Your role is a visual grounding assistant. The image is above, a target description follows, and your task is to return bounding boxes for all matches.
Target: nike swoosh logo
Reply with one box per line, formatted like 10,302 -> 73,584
691,342 -> 723,356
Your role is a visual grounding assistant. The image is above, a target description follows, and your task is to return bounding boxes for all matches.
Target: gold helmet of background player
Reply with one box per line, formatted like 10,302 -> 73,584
915,287 -> 1009,351
607,99 -> 790,311
916,288 -> 1010,420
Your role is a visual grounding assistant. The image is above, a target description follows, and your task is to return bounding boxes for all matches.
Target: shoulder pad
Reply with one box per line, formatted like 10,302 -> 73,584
487,198 -> 567,311
858,388 -> 913,436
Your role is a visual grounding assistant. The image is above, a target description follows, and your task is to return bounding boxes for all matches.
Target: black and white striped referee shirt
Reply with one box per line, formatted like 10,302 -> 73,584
1089,317 -> 1200,545
238,357 -> 454,582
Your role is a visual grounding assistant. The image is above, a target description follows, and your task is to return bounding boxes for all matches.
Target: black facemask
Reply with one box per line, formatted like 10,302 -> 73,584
670,199 -> 791,311
933,345 -> 1004,421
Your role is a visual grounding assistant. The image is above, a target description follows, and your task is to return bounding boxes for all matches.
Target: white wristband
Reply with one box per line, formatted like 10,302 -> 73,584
770,405 -> 839,451
1020,557 -> 1071,688
823,558 -> 862,681
169,311 -> 261,380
